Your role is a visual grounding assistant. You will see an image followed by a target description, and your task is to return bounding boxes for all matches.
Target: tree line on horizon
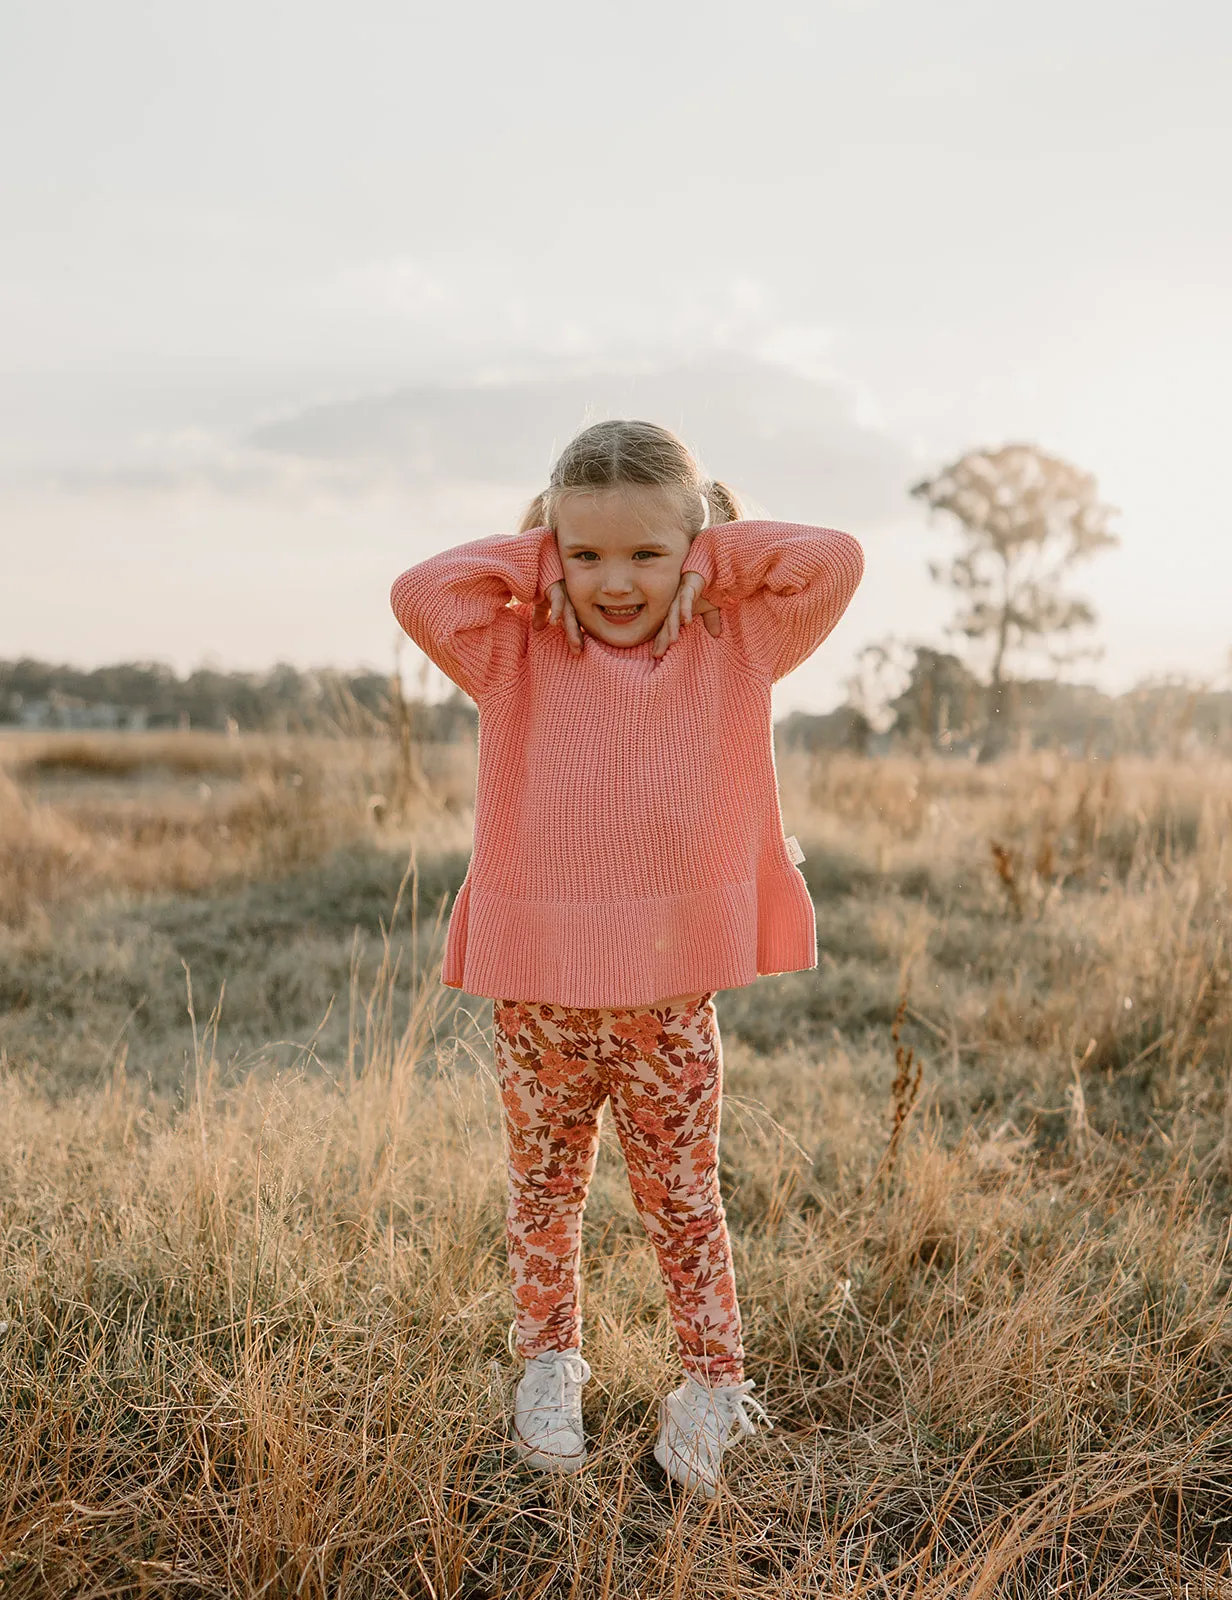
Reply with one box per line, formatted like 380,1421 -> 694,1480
4,649 -> 1229,762
0,658 -> 478,744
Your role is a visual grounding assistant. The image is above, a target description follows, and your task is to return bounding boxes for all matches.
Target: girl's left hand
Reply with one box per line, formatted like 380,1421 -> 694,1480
533,580 -> 584,655
652,572 -> 723,658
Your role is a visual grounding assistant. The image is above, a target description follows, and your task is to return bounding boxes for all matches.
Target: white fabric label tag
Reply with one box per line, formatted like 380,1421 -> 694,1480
785,834 -> 805,864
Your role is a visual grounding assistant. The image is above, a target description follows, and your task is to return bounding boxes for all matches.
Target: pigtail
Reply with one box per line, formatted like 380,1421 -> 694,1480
517,490 -> 551,534
704,478 -> 745,525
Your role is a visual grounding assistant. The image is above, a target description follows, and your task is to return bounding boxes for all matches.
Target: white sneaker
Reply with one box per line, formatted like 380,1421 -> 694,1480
653,1373 -> 774,1499
507,1319 -> 592,1475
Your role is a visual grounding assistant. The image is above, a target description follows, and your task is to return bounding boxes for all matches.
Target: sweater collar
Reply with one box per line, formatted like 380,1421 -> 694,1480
586,634 -> 660,661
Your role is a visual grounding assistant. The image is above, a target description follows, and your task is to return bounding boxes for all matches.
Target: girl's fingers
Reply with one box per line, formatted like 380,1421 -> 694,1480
534,588 -> 557,631
534,584 -> 584,651
667,599 -> 681,651
655,598 -> 678,656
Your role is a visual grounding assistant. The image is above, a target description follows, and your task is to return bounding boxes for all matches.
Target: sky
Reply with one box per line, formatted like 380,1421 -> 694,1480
2,0 -> 1229,716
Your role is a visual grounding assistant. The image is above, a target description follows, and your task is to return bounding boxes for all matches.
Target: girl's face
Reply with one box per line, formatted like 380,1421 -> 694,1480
554,486 -> 694,649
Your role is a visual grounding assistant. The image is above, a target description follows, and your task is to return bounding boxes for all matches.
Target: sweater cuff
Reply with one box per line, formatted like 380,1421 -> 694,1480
680,533 -> 717,592
536,527 -> 565,593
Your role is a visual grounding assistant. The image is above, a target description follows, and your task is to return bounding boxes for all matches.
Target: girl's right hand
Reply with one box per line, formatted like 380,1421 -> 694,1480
651,571 -> 723,657
532,580 -> 584,656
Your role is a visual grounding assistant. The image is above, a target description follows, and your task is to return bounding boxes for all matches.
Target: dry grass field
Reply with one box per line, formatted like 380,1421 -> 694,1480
2,728 -> 1232,1597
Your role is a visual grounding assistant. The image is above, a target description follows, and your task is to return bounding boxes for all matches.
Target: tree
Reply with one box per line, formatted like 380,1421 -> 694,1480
888,647 -> 984,752
844,639 -> 984,754
911,443 -> 1119,761
844,637 -> 916,737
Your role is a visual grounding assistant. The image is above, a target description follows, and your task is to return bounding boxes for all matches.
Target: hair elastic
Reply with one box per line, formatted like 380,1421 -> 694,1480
698,490 -> 711,530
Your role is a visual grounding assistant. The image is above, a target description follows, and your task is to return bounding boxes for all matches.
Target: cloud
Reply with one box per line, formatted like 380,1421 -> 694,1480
245,350 -> 918,530
7,347 -> 922,540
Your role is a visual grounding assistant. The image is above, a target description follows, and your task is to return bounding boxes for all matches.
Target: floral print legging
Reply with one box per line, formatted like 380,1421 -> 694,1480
492,991 -> 745,1385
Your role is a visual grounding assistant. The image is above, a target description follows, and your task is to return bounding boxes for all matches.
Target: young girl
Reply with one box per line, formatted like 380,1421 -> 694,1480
390,419 -> 864,1499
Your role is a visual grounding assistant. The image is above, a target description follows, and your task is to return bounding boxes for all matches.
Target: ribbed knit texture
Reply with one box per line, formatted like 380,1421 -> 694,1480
390,519 -> 865,1008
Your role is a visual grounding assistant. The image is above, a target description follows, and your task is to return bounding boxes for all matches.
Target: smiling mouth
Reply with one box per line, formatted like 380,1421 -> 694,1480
598,604 -> 644,619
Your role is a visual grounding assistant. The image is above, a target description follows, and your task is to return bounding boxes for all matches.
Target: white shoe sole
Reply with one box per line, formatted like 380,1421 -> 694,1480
512,1422 -> 589,1475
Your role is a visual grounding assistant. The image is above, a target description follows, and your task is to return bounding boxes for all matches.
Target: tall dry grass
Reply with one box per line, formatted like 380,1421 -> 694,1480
0,730 -> 476,930
2,739 -> 1232,1594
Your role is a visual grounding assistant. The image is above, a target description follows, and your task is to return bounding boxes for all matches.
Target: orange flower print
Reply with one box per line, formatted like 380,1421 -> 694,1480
628,1169 -> 672,1212
524,1215 -> 574,1252
554,1123 -> 600,1153
495,1004 -> 524,1034
502,1096 -> 532,1131
630,1107 -> 673,1143
493,990 -> 744,1384
514,1282 -> 568,1320
610,1012 -> 663,1052
537,1169 -> 587,1196
533,1046 -> 576,1090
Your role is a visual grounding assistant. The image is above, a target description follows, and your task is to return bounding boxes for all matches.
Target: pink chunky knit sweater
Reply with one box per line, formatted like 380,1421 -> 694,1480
390,519 -> 864,1008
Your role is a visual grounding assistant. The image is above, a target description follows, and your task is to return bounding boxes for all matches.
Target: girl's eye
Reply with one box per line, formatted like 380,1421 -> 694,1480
572,551 -> 660,561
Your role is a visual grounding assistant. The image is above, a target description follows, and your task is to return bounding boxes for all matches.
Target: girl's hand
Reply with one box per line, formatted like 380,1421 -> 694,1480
651,572 -> 723,658
532,580 -> 584,656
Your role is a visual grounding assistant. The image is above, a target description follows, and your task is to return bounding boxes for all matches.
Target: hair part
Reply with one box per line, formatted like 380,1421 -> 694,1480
517,419 -> 744,538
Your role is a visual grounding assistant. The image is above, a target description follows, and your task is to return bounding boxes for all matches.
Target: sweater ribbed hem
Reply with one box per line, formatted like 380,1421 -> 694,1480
440,874 -> 817,1009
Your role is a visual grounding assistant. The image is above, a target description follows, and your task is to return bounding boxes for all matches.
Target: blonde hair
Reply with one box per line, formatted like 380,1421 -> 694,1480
517,419 -> 745,538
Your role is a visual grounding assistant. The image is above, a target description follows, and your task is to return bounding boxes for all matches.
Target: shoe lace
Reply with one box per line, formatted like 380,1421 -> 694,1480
510,1324 -> 590,1423
689,1376 -> 775,1442
541,1351 -> 590,1418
